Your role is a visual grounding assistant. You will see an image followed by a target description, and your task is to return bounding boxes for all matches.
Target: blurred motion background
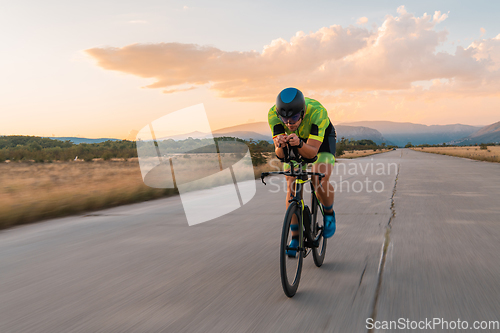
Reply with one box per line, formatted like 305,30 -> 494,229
1,0 -> 500,332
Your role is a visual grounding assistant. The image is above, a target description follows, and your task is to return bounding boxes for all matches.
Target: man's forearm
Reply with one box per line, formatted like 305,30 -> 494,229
275,146 -> 285,159
275,142 -> 319,159
296,141 -> 319,159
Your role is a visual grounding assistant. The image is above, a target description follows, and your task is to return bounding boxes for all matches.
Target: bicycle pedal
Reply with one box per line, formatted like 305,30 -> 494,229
286,245 -> 298,258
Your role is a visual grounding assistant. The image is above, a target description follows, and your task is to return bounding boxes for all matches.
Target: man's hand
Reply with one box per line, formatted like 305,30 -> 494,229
273,134 -> 287,148
286,133 -> 301,147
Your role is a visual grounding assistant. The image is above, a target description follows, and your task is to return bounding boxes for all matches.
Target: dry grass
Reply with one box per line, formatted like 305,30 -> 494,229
0,159 -> 176,229
0,154 -> 279,229
411,146 -> 500,163
0,149 -> 386,230
341,149 -> 393,159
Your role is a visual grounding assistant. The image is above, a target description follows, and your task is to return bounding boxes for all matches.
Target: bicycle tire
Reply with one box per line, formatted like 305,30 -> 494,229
311,193 -> 327,267
280,202 -> 303,297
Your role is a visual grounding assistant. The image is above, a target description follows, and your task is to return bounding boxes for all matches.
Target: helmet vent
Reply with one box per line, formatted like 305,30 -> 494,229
280,88 -> 298,103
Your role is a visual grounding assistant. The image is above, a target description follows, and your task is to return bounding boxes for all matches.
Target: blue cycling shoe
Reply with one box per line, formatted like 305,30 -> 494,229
323,210 -> 336,238
286,237 -> 300,258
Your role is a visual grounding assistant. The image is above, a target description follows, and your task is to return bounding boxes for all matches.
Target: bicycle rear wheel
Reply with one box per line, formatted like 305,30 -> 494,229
280,202 -> 303,297
311,193 -> 327,267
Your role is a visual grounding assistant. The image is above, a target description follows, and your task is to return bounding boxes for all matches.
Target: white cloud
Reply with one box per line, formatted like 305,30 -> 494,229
469,33 -> 500,71
432,10 -> 448,24
87,7 -> 500,102
357,17 -> 368,25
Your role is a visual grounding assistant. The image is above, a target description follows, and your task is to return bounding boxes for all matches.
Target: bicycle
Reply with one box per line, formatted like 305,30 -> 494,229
261,145 -> 328,297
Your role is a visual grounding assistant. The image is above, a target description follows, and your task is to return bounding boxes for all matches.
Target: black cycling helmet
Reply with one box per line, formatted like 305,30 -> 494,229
276,87 -> 305,119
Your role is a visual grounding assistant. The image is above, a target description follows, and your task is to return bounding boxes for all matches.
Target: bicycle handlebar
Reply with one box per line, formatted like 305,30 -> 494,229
260,143 -> 324,185
278,144 -> 318,164
260,170 -> 325,185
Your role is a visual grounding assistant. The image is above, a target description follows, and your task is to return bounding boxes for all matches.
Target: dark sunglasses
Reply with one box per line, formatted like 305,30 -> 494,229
279,113 -> 302,124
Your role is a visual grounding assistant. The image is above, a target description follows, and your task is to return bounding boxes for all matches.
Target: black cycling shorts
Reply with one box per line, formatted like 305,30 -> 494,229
317,123 -> 336,156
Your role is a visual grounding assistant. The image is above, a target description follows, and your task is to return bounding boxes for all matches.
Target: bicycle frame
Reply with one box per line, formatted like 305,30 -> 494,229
261,145 -> 326,251
262,145 -> 329,297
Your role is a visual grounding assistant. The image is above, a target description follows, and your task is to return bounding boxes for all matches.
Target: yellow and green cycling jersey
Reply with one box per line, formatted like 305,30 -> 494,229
268,97 -> 331,142
268,97 -> 336,169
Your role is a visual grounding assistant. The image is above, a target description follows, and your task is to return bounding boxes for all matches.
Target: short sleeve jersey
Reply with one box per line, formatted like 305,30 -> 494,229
268,97 -> 331,143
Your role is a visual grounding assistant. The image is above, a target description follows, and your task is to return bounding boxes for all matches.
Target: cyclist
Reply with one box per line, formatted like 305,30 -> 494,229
268,87 -> 337,257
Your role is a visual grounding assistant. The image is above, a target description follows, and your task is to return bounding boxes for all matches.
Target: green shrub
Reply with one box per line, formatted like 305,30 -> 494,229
102,152 -> 113,160
336,146 -> 345,157
251,150 -> 266,166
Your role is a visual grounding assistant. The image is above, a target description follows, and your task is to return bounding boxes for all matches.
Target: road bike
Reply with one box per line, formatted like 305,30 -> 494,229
261,145 -> 328,297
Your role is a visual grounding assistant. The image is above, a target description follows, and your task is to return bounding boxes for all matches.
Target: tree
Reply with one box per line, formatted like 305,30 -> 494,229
336,137 -> 347,157
29,142 -> 42,151
247,139 -> 267,166
405,142 -> 413,148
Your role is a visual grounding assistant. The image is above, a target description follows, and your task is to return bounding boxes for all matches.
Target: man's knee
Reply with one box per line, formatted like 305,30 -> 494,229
285,178 -> 294,197
311,175 -> 320,188
313,163 -> 333,181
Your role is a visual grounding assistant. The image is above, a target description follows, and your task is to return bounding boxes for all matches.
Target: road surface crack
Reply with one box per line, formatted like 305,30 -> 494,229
368,163 -> 400,333
352,260 -> 368,304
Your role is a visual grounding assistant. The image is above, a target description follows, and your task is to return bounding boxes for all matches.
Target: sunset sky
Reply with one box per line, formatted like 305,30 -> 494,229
1,1 -> 499,139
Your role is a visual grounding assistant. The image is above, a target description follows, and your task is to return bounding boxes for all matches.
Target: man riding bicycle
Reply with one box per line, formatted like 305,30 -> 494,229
268,87 -> 337,256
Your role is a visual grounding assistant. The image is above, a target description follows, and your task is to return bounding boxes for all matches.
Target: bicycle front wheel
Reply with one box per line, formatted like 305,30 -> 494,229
280,202 -> 303,297
311,193 -> 327,267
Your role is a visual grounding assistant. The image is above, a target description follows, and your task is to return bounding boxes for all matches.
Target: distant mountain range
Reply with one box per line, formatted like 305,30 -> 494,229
212,122 -> 270,141
338,121 -> 482,147
156,131 -> 212,141
155,128 -> 271,142
450,121 -> 500,145
48,120 -> 500,147
211,122 -> 391,144
214,120 -> 499,146
335,125 -> 389,145
48,137 -> 120,144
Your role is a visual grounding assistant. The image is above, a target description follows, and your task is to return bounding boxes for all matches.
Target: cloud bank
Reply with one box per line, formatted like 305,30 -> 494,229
86,6 -> 500,104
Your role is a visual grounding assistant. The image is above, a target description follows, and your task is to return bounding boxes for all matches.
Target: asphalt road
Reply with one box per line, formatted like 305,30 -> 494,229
0,149 -> 499,332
